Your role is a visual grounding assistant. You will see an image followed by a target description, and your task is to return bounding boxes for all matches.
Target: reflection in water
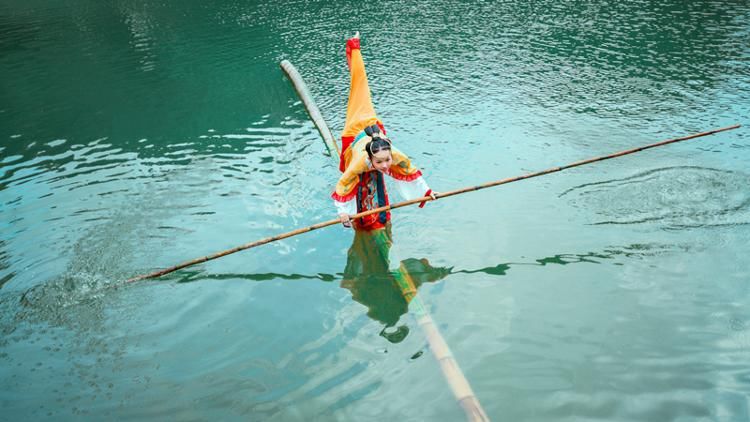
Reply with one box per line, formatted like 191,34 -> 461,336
337,226 -> 491,420
162,241 -> 693,287
339,226 -> 449,343
0,0 -> 747,419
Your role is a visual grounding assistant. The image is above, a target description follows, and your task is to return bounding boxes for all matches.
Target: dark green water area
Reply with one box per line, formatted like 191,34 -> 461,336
1,1 -> 749,420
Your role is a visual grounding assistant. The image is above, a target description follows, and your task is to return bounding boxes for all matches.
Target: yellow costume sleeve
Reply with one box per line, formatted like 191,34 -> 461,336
333,156 -> 368,202
388,147 -> 423,181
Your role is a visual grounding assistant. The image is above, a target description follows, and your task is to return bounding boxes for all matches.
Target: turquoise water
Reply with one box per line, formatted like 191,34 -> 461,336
1,1 -> 749,420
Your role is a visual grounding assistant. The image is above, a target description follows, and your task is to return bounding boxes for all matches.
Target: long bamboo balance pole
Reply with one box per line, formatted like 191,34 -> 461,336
280,60 -> 340,156
126,123 -> 739,283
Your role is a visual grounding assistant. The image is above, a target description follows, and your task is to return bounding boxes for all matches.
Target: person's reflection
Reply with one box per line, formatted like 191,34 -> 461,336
340,227 -> 449,343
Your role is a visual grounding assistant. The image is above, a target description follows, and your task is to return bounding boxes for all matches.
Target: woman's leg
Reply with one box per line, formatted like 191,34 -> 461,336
343,224 -> 392,278
341,36 -> 381,142
339,35 -> 384,172
342,36 -> 379,137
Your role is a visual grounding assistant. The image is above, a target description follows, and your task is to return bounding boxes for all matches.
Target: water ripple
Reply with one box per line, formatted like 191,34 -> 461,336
1,1 -> 749,420
561,166 -> 750,229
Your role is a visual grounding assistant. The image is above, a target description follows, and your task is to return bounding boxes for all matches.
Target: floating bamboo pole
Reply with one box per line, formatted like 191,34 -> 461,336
280,60 -> 339,156
126,123 -> 740,283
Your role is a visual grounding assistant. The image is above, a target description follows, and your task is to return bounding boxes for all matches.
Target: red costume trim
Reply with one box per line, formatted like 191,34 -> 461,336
355,215 -> 389,231
354,170 -> 390,231
331,190 -> 357,203
388,169 -> 422,182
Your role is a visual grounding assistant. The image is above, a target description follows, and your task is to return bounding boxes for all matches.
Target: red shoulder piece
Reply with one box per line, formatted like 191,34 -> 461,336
339,136 -> 355,172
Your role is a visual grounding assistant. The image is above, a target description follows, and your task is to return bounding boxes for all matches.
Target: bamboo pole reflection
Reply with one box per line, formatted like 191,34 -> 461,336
338,225 -> 490,421
339,226 -> 450,343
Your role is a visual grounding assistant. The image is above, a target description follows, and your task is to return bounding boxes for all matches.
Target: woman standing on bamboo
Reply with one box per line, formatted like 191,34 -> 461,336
334,32 -> 436,230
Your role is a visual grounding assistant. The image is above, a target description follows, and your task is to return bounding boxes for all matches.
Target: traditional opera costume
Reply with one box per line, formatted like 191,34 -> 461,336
333,36 -> 432,231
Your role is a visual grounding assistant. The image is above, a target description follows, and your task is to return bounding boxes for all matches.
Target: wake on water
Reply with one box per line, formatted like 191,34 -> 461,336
560,166 -> 750,230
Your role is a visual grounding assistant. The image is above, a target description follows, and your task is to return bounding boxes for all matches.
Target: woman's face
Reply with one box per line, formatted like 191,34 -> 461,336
371,149 -> 392,172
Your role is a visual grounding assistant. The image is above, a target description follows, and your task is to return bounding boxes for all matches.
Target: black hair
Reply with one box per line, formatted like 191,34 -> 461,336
364,124 -> 392,158
365,137 -> 392,158
364,124 -> 380,137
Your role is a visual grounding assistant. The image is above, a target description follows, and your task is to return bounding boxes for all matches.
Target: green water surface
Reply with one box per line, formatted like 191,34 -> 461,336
1,1 -> 749,420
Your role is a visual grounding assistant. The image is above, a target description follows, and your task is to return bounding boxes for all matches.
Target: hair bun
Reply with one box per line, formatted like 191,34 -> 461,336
364,124 -> 381,137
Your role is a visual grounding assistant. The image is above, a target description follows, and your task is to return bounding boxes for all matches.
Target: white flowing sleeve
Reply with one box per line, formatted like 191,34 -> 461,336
392,175 -> 431,201
334,198 -> 357,216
